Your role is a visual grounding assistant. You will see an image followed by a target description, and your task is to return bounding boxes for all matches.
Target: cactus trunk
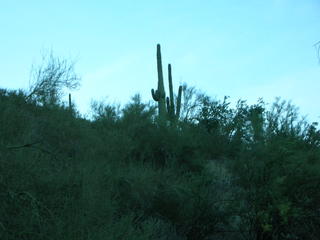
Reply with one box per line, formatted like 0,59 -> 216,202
151,44 -> 167,122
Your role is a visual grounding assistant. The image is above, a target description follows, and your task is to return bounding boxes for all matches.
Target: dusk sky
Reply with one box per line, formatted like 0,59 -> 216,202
1,1 -> 320,123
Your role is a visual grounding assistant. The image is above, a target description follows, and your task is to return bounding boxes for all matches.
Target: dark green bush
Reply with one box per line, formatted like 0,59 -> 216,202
1,87 -> 319,240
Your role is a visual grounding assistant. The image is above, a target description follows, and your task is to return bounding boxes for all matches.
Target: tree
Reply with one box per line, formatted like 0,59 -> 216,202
179,83 -> 204,123
26,52 -> 80,106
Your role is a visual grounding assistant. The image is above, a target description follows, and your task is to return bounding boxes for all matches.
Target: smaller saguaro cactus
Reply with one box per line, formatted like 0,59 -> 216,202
151,44 -> 182,123
68,93 -> 72,110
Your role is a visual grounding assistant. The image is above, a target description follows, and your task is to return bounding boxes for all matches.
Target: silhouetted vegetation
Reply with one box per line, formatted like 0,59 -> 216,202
0,57 -> 319,240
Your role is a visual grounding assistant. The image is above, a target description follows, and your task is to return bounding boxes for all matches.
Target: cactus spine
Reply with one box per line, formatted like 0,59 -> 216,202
151,44 -> 182,123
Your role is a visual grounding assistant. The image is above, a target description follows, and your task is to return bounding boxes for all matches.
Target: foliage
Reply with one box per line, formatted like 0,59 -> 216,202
0,73 -> 319,240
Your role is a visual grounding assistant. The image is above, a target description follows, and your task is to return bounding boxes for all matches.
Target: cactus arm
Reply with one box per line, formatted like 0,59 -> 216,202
168,64 -> 175,116
166,96 -> 170,114
151,89 -> 159,101
176,85 -> 182,119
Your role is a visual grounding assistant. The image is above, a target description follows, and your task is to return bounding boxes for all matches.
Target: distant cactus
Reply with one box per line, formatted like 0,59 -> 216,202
69,93 -> 72,110
151,44 -> 182,123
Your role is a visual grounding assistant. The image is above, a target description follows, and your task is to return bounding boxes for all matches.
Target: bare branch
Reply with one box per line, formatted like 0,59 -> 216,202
6,141 -> 42,150
5,141 -> 59,161
27,52 -> 80,105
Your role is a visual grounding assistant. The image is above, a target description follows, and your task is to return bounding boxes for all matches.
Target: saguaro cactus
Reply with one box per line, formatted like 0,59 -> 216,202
151,44 -> 167,121
151,44 -> 182,123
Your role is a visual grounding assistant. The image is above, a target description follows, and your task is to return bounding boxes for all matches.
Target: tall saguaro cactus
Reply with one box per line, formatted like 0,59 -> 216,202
151,44 -> 167,121
151,44 -> 182,123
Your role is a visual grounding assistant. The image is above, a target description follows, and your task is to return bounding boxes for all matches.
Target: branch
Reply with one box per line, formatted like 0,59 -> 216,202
6,141 -> 42,150
5,141 -> 58,160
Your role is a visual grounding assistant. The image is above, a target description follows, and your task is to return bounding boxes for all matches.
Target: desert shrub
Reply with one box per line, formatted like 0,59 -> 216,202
109,160 -> 234,240
150,171 -> 235,240
0,89 -> 35,146
1,76 -> 319,240
227,99 -> 320,239
90,100 -> 120,129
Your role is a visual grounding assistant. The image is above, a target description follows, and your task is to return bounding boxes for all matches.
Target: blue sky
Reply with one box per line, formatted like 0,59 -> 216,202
1,0 -> 320,123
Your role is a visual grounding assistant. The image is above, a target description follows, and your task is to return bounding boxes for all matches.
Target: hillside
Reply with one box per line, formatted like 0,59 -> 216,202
0,85 -> 319,240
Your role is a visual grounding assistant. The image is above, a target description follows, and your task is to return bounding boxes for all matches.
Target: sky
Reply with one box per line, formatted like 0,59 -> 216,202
1,0 -> 320,123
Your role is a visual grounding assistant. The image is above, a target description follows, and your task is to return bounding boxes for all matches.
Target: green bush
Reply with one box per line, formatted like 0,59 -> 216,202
1,86 -> 319,240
